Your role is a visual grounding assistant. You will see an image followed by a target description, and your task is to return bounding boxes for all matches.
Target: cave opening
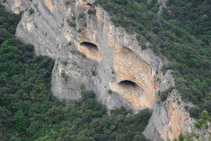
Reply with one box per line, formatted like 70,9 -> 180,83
79,41 -> 100,61
118,80 -> 139,89
86,3 -> 93,7
80,42 -> 98,52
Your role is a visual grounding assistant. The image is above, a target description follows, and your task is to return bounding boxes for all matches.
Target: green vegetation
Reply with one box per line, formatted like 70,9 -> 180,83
78,13 -> 84,19
61,71 -> 68,82
108,89 -> 113,95
29,8 -> 34,15
78,28 -> 82,33
65,0 -> 74,6
0,5 -> 151,140
96,0 -> 211,118
88,9 -> 96,15
173,110 -> 211,141
91,69 -> 97,76
159,87 -> 174,102
173,133 -> 189,141
67,19 -> 76,28
195,110 -> 211,129
68,41 -> 72,46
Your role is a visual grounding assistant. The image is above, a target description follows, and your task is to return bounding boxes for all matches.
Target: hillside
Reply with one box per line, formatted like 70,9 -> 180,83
96,0 -> 211,118
0,5 -> 151,141
0,0 -> 210,140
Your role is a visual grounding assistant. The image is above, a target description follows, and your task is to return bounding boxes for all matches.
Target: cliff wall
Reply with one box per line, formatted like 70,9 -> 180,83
1,0 -> 209,140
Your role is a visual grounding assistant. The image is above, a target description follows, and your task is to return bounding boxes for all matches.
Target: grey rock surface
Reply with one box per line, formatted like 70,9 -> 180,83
1,0 -> 160,111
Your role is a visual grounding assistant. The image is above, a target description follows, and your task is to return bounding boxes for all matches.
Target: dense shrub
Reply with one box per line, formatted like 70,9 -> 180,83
159,87 -> 174,102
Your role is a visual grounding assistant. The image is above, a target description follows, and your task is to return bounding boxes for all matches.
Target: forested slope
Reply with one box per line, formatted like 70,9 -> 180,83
96,0 -> 211,118
0,5 -> 151,141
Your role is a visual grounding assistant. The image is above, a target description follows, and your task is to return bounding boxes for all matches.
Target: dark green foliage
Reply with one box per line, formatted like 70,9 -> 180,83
108,89 -> 112,94
91,69 -> 97,76
69,21 -> 76,27
195,110 -> 211,129
189,106 -> 201,118
72,16 -> 76,20
159,87 -> 174,102
178,133 -> 185,141
165,0 -> 211,45
65,0 -> 74,6
96,0 -> 211,118
78,28 -> 82,33
67,19 -> 76,27
65,1 -> 71,6
78,13 -> 84,19
88,9 -> 96,15
0,5 -> 151,140
61,71 -> 68,82
29,8 -> 34,15
0,5 -> 21,34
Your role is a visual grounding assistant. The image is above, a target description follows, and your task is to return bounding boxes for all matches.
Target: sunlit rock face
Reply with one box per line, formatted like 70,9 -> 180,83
110,46 -> 157,110
44,0 -> 53,12
2,0 -> 160,111
1,0 -> 209,140
78,41 -> 101,61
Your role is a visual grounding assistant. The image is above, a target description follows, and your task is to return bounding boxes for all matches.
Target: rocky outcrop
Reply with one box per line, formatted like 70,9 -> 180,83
157,0 -> 167,14
110,46 -> 157,110
1,0 -> 209,140
144,71 -> 211,141
143,71 -> 192,140
144,91 -> 191,141
1,0 -> 161,112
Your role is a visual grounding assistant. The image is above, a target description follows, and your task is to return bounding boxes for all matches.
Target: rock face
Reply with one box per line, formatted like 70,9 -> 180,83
1,0 -> 160,111
157,0 -> 167,14
1,0 -> 209,140
143,71 -> 192,141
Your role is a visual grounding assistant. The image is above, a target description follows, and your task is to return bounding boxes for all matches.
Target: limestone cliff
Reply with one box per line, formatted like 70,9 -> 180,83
1,0 -> 209,140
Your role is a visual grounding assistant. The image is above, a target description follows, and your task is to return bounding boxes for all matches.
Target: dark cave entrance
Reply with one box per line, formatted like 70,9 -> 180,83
118,80 -> 139,89
80,42 -> 98,52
